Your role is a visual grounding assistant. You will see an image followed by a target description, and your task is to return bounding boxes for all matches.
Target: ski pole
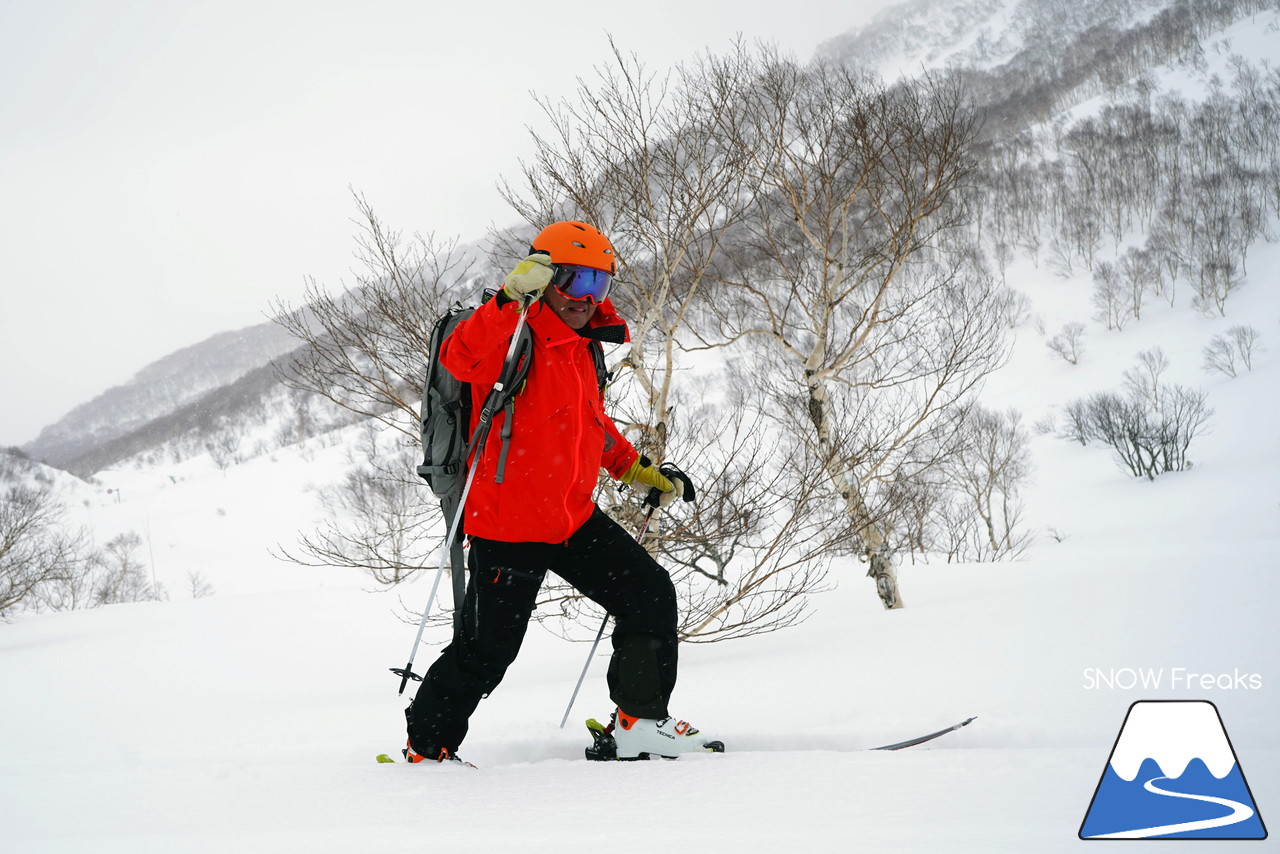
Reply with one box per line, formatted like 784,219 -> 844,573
393,295 -> 534,696
558,499 -> 659,729
557,462 -> 696,726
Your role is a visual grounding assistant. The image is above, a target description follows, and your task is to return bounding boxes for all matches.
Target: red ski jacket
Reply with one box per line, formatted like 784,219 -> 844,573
440,295 -> 640,544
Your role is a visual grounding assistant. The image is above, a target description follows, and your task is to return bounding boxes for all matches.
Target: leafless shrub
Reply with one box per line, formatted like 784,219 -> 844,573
1064,377 -> 1213,480
935,406 -> 1033,561
206,428 -> 242,473
277,449 -> 437,587
1,485 -> 93,619
1047,322 -> 1086,364
657,401 -> 842,641
1203,325 -> 1262,377
1191,254 -> 1244,317
1004,290 -> 1034,328
92,531 -> 166,606
1059,397 -> 1098,446
271,191 -> 479,442
536,390 -> 841,643
187,570 -> 215,599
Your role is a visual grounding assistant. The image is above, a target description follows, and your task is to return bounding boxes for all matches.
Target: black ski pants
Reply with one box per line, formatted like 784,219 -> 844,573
406,507 -> 678,753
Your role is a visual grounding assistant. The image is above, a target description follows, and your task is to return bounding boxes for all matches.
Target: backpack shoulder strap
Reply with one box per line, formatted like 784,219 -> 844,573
488,320 -> 534,484
588,339 -> 612,392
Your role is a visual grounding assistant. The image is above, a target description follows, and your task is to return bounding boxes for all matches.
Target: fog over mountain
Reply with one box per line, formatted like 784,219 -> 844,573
19,0 -> 1276,488
21,320 -> 302,474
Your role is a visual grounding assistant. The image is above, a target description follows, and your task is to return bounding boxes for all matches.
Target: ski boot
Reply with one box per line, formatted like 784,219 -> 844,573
586,709 -> 724,760
400,740 -> 476,768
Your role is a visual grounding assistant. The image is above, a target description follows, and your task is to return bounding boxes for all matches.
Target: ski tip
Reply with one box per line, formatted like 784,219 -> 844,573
376,753 -> 397,763
869,715 -> 979,751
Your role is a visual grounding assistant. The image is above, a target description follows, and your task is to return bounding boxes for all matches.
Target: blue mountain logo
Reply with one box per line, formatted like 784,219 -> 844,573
1080,701 -> 1267,840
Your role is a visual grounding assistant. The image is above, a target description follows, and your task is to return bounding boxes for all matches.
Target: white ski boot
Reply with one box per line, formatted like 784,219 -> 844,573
609,709 -> 724,760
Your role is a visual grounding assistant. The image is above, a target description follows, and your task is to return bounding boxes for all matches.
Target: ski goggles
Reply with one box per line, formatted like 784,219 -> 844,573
550,264 -> 613,304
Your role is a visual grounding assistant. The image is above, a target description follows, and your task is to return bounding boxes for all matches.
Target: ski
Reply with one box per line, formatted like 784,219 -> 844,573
585,715 -> 976,760
870,716 -> 977,750
379,716 -> 977,765
374,751 -> 476,768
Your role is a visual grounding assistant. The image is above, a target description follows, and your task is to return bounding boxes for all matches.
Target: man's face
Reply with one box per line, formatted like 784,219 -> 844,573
544,284 -> 597,330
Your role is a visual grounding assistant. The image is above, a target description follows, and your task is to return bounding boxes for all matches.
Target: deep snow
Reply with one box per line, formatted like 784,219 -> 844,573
4,13 -> 1280,852
2,542 -> 1274,852
4,238 -> 1277,850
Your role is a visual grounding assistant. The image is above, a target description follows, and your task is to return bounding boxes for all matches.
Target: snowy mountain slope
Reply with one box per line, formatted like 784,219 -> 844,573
13,0 -> 1259,483
22,320 -> 302,471
3,217 -> 1275,854
816,0 -> 1171,80
0,448 -> 96,512
973,7 -> 1280,561
3,2 -> 1278,852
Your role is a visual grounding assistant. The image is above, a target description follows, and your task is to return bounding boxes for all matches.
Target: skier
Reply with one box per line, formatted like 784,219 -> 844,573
403,221 -> 716,764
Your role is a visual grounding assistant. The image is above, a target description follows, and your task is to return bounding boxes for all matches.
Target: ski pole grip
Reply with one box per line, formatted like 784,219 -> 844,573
658,462 -> 696,503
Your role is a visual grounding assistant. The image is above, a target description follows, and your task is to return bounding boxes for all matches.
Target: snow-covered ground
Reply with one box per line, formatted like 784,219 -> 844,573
2,520 -> 1274,851
5,17 -> 1280,851
5,233 -> 1277,851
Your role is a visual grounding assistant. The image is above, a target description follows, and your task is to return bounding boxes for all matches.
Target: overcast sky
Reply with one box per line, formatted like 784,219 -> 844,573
0,0 -> 891,447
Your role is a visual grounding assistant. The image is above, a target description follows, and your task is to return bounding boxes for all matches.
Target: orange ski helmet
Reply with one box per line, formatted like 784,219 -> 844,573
530,221 -> 617,275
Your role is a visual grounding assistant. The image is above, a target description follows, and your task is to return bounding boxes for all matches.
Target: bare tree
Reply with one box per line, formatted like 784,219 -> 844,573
278,450 -> 438,587
272,192 -> 480,442
1091,261 -> 1131,331
1191,252 -> 1244,317
269,195 -> 490,594
937,405 -> 1033,561
705,55 -> 1006,608
93,531 -> 165,606
187,570 -> 215,599
1047,322 -> 1086,365
0,485 -> 92,619
1203,325 -> 1262,377
499,37 -> 758,462
534,387 -> 843,643
1116,246 -> 1161,321
496,40 -> 860,635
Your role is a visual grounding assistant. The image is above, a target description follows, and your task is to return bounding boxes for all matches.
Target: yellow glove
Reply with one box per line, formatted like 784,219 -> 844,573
619,457 -> 677,507
502,253 -> 553,302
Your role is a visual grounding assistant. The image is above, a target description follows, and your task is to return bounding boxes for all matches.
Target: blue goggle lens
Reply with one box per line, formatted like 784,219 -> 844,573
551,265 -> 612,304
